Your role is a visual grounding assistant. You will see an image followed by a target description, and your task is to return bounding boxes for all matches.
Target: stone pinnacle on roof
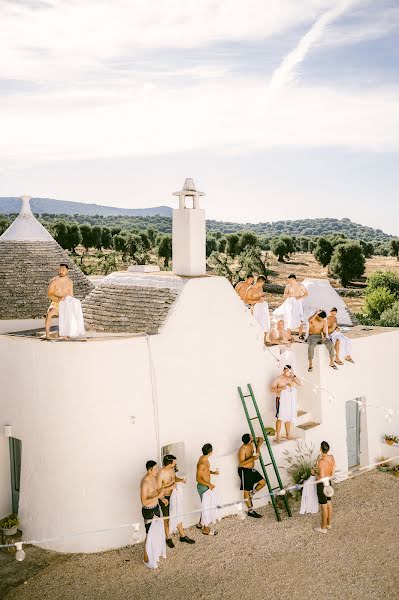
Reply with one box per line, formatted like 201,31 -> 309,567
0,196 -> 54,242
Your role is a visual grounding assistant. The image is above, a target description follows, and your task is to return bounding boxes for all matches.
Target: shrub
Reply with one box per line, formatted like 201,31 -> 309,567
365,271 -> 399,299
270,237 -> 288,262
379,300 -> 399,327
329,242 -> 365,287
314,238 -> 334,267
364,288 -> 396,321
283,441 -> 318,491
238,231 -> 258,253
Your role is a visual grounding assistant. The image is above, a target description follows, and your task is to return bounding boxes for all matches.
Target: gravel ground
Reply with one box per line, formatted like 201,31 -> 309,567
3,471 -> 398,600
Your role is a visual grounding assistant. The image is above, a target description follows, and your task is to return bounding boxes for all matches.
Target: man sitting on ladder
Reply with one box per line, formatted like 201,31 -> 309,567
238,434 -> 266,518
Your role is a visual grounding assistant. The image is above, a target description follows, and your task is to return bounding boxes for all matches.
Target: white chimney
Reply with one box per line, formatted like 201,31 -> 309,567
172,178 -> 206,277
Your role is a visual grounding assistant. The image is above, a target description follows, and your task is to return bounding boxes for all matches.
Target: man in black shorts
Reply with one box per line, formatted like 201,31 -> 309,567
238,434 -> 266,518
314,441 -> 336,534
140,460 -> 166,566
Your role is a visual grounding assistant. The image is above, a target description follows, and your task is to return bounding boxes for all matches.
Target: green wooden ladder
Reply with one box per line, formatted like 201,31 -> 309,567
238,383 -> 292,522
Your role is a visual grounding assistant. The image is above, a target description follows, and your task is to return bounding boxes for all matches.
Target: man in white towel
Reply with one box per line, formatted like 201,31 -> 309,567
270,365 -> 302,443
45,263 -> 73,339
140,460 -> 166,568
245,276 -> 270,341
327,308 -> 355,365
196,443 -> 219,536
235,274 -> 254,302
273,274 -> 308,340
158,454 -> 195,548
238,434 -> 265,518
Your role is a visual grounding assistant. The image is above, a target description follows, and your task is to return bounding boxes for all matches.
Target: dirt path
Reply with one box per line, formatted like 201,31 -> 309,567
3,471 -> 398,600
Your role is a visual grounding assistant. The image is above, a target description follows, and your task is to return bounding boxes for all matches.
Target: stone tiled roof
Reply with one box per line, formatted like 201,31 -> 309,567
0,197 -> 93,319
0,241 -> 94,319
82,274 -> 184,334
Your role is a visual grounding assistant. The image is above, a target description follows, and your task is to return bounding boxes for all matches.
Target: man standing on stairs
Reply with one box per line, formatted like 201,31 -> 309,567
45,263 -> 73,339
157,454 -> 195,548
270,365 -> 302,443
314,441 -> 335,534
238,434 -> 266,518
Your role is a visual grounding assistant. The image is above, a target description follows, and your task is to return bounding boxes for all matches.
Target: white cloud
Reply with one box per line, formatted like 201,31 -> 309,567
0,0 -> 399,166
269,0 -> 356,91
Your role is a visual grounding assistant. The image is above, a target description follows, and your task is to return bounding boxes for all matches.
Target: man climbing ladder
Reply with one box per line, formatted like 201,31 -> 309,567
237,384 -> 292,522
238,433 -> 266,518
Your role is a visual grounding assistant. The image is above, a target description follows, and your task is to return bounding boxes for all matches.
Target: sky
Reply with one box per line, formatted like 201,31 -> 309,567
0,0 -> 398,233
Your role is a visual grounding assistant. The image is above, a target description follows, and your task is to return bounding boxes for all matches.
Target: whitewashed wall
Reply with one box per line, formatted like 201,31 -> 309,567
1,279 -> 398,553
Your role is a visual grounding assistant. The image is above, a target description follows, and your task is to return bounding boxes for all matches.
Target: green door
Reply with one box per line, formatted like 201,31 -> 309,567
9,437 -> 22,514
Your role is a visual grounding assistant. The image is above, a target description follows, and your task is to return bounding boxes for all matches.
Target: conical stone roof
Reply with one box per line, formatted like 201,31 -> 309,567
0,196 -> 93,319
82,273 -> 184,334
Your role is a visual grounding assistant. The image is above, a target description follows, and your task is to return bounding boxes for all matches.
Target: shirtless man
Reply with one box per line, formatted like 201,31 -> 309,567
140,460 -> 166,567
245,276 -> 270,341
45,263 -> 73,339
273,275 -> 308,340
238,434 -> 265,518
314,441 -> 336,533
327,308 -> 354,365
266,319 -> 292,345
307,310 -> 337,372
196,443 -> 219,535
157,454 -> 195,547
235,274 -> 254,302
270,365 -> 302,443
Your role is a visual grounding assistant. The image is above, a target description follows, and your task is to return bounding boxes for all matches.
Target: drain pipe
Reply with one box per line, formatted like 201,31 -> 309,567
145,334 -> 162,464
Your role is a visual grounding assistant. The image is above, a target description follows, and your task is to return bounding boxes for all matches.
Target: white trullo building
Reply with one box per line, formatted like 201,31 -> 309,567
0,183 -> 398,552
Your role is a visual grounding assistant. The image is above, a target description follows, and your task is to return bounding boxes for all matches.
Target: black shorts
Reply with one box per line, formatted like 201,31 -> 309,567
159,495 -> 171,517
238,467 -> 264,491
317,482 -> 332,505
142,504 -> 161,534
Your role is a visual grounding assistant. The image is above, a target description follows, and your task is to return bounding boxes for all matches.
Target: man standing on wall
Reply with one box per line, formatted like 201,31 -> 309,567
45,263 -> 73,339
314,441 -> 336,534
235,274 -> 254,302
140,460 -> 166,568
273,274 -> 308,340
237,434 -> 265,518
158,454 -> 195,547
245,276 -> 270,341
270,365 -> 302,443
196,443 -> 219,535
307,310 -> 337,372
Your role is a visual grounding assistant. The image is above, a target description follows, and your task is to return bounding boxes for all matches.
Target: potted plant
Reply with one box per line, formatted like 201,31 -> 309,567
376,457 -> 392,472
392,465 -> 399,478
384,434 -> 398,446
0,513 -> 19,536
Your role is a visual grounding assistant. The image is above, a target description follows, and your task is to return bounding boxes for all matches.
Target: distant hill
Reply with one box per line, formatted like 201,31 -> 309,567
0,197 -> 172,218
0,197 -> 394,242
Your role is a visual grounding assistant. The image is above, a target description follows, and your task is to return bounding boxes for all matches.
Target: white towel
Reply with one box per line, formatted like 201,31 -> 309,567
253,301 -> 271,332
145,517 -> 166,569
330,331 -> 352,359
273,297 -> 304,330
59,296 -> 85,337
299,476 -> 319,514
200,489 -> 221,528
169,484 -> 184,534
277,386 -> 297,424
